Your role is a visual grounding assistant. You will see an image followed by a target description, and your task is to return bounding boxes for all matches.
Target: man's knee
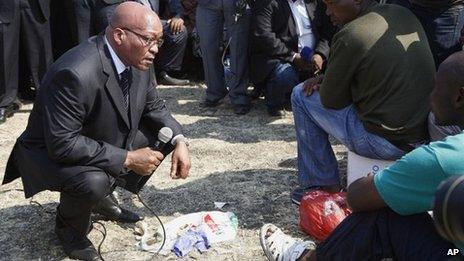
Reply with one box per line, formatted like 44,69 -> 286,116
164,25 -> 188,45
77,171 -> 112,203
273,63 -> 298,84
291,83 -> 304,104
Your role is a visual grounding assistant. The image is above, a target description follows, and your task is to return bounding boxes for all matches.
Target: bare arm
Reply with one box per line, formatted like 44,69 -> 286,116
347,175 -> 387,212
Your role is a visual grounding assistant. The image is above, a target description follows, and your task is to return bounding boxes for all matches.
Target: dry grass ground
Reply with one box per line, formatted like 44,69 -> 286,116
0,84 -> 347,260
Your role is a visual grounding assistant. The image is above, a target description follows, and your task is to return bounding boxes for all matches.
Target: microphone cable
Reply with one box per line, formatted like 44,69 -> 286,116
0,188 -> 167,260
136,192 -> 167,255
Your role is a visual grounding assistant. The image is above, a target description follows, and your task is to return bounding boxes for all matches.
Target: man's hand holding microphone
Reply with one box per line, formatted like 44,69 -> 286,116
123,127 -> 191,179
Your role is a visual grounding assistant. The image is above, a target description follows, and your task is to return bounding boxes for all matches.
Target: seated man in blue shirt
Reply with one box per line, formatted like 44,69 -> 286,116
259,50 -> 464,261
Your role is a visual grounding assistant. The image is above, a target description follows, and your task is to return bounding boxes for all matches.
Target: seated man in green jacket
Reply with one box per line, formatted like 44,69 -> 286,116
290,0 -> 435,204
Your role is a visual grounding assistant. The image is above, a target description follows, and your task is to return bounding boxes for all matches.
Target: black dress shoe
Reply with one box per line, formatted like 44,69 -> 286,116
0,101 -> 21,124
233,104 -> 251,115
158,71 -> 190,86
55,220 -> 100,260
68,245 -> 100,261
267,107 -> 286,117
93,194 -> 142,223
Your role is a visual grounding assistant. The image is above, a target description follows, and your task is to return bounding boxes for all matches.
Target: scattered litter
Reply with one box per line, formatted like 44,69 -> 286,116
173,228 -> 210,257
214,202 -> 228,209
134,211 -> 238,256
134,221 -> 163,253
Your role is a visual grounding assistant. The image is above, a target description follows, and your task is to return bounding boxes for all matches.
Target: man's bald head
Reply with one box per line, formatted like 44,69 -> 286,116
432,51 -> 464,127
109,2 -> 160,33
436,52 -> 464,94
105,2 -> 163,70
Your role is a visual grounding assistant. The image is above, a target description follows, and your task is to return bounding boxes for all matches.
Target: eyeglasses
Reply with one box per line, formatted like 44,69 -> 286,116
121,27 -> 164,48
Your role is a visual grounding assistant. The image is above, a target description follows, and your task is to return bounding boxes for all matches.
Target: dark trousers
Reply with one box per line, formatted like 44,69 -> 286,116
411,4 -> 464,67
56,126 -> 172,249
316,208 -> 461,261
0,0 -> 20,108
50,0 -> 95,59
1,0 -> 53,107
19,0 -> 53,92
261,62 -> 300,110
155,21 -> 188,73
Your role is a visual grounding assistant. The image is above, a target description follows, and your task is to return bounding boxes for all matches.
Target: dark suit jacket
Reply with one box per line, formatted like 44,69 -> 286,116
0,0 -> 17,24
2,34 -> 182,198
0,0 -> 48,23
250,0 -> 334,83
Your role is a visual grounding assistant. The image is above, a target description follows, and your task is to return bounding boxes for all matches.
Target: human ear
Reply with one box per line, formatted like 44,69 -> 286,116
113,29 -> 125,45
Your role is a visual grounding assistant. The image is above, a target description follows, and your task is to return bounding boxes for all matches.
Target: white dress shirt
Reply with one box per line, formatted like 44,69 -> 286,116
287,0 -> 316,52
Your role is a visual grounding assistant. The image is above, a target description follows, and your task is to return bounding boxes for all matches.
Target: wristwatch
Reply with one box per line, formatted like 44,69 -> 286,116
171,134 -> 190,147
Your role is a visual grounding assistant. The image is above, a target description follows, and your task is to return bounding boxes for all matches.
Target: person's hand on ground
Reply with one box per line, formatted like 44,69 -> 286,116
124,147 -> 164,176
170,141 -> 191,179
312,54 -> 324,73
168,17 -> 184,34
302,75 -> 324,96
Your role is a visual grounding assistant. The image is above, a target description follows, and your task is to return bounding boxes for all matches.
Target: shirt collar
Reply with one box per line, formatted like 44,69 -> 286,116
104,35 -> 128,75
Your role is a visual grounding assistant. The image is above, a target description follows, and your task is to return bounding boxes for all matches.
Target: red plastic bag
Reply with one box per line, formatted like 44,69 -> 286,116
299,190 -> 351,242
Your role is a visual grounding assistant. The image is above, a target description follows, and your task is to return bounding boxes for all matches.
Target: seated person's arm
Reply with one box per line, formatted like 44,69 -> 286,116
347,143 -> 448,215
251,2 -> 294,62
347,175 -> 387,212
168,0 -> 183,17
167,0 -> 185,34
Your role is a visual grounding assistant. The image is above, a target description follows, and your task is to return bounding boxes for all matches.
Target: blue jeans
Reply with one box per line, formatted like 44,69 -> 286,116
265,62 -> 299,109
411,4 -> 464,67
291,84 -> 405,188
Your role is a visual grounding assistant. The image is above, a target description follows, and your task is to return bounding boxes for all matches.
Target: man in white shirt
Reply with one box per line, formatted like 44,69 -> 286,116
250,0 -> 335,116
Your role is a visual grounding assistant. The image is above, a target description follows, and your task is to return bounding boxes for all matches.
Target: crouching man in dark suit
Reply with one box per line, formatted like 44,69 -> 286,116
2,2 -> 191,260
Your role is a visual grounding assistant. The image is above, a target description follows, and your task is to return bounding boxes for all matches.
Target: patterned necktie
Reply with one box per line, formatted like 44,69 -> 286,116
119,69 -> 131,109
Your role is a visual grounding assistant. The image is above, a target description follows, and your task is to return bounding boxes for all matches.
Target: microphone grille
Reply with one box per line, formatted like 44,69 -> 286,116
158,127 -> 173,143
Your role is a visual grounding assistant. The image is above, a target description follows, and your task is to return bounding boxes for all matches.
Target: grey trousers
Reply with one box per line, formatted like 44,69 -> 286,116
196,0 -> 251,106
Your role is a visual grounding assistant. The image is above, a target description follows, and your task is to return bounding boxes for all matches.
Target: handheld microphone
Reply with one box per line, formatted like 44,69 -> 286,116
152,127 -> 173,151
301,46 -> 314,63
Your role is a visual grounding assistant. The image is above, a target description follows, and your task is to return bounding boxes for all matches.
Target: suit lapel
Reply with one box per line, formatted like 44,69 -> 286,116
282,0 -> 297,38
97,35 -> 131,128
304,0 -> 316,22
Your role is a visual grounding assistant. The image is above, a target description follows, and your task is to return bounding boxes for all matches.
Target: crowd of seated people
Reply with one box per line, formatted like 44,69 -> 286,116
259,0 -> 464,260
